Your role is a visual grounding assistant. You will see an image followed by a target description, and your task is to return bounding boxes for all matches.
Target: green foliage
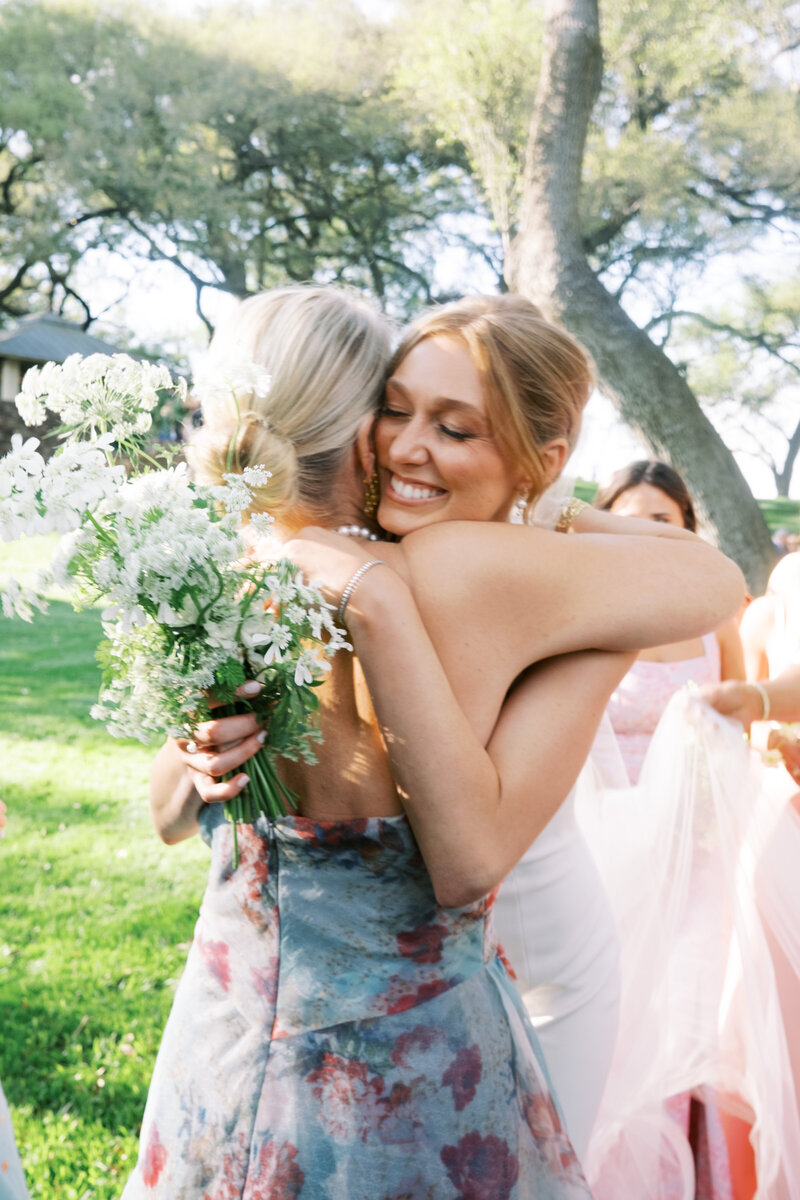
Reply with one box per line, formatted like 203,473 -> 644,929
388,0 -> 800,304
0,0 -> 484,324
0,541 -> 208,1196
390,0 -> 541,248
667,273 -> 800,493
583,0 -> 800,285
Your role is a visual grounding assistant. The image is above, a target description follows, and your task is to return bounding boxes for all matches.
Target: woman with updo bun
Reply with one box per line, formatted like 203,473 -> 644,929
127,288 -> 743,1198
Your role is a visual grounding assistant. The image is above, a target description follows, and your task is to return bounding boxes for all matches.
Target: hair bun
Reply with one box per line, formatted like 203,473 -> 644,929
187,411 -> 299,514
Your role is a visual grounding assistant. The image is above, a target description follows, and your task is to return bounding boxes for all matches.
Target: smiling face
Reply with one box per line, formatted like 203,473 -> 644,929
374,335 -> 528,536
608,482 -> 687,528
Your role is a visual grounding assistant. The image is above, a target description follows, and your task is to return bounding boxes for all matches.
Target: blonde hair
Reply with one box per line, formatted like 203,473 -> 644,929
189,286 -> 391,517
390,294 -> 595,517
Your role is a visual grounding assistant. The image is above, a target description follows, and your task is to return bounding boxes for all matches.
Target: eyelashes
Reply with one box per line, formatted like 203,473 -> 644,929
378,407 -> 476,442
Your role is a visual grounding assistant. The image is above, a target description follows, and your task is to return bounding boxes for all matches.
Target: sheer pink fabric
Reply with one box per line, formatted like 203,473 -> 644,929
578,672 -> 800,1197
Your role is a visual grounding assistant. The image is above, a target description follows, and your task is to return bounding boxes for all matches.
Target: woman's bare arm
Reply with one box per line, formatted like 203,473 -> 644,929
717,616 -> 746,682
400,519 -> 744,694
739,595 -> 775,681
281,530 -> 633,904
349,584 -> 633,905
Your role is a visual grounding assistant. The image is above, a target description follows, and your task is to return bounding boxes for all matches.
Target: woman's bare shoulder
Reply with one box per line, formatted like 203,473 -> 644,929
740,593 -> 778,635
400,521 -> 550,573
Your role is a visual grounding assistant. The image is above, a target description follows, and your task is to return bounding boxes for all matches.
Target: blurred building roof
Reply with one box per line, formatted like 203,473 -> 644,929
0,313 -> 118,363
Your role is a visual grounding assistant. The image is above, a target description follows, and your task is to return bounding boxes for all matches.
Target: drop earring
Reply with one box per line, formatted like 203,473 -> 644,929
363,472 -> 380,519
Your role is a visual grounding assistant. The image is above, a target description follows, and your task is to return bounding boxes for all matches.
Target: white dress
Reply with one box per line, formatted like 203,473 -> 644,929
493,790 -> 621,1161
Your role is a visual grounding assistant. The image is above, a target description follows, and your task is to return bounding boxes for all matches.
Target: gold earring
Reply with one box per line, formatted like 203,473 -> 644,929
363,473 -> 380,519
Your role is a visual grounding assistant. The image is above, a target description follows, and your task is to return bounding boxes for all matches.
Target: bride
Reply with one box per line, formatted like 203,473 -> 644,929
139,287 -> 743,1195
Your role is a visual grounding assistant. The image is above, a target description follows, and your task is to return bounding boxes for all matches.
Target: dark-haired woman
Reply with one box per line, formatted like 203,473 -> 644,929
585,461 -> 755,1200
595,460 -> 744,784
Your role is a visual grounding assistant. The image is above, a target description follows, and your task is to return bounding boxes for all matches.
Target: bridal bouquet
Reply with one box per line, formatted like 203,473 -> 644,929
1,353 -> 349,865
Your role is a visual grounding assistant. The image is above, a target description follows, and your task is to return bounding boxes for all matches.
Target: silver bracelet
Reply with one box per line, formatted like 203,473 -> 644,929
337,559 -> 386,626
750,680 -> 771,722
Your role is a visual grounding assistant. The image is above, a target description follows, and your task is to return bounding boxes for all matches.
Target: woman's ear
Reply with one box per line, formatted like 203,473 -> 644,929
356,415 -> 377,478
540,438 -> 570,486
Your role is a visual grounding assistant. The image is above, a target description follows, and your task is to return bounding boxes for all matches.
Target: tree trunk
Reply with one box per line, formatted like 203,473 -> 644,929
775,418 -> 800,498
507,0 -> 777,593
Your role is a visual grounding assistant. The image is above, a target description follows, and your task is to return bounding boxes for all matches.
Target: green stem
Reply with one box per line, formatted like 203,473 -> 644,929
226,394 -> 242,476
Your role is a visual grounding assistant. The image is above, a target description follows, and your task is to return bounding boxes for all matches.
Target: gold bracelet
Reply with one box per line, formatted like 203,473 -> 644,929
749,681 -> 771,722
554,497 -> 588,534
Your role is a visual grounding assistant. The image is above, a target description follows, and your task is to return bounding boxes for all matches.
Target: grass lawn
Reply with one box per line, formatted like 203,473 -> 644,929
0,540 -> 209,1198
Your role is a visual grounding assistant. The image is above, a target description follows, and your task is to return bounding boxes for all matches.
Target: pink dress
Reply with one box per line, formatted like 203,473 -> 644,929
597,636 -> 733,1199
581,638 -> 800,1199
604,635 -> 721,786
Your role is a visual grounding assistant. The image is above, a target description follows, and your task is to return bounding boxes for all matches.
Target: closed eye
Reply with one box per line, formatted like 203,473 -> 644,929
439,424 -> 475,441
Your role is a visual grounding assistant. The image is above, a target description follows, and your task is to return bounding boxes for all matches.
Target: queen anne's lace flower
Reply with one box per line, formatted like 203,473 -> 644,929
2,353 -> 348,865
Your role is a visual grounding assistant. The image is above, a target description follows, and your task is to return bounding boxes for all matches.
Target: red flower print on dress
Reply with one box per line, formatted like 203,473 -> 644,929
494,942 -> 517,980
390,1024 -> 441,1069
234,828 -> 274,928
520,1087 -> 583,1179
306,1053 -> 385,1142
248,1139 -> 305,1199
197,934 -> 232,992
396,922 -> 447,964
385,976 -> 452,1015
374,1081 -> 426,1145
440,1131 -> 520,1200
294,817 -> 369,847
142,1122 -> 168,1188
251,958 -> 279,1005
206,1132 -> 249,1200
442,1045 -> 482,1111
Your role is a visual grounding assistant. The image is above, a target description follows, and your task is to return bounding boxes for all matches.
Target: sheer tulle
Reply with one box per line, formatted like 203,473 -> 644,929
576,691 -> 800,1199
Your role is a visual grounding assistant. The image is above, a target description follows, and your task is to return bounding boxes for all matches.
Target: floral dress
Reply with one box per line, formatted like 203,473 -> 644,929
122,808 -> 592,1200
0,1082 -> 29,1200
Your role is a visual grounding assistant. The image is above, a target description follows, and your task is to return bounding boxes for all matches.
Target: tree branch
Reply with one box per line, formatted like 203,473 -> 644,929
645,309 -> 800,376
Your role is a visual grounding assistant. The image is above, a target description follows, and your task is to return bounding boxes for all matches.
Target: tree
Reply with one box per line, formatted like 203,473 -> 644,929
509,0 -> 781,589
0,0 -> 487,328
0,3 -> 120,327
393,0 -> 800,588
660,276 -> 800,496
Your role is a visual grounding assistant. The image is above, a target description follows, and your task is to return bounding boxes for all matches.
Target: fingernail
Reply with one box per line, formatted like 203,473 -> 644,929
257,730 -> 267,744
237,774 -> 249,789
239,681 -> 262,696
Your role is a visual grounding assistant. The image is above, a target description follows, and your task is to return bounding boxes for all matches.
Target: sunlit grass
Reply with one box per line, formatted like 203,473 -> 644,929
0,540 -> 208,1198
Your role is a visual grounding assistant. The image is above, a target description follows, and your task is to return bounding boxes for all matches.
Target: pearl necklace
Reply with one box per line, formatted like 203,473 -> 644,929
336,524 -> 381,542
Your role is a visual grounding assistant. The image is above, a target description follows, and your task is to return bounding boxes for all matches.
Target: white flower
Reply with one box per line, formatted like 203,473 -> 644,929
1,355 -> 353,816
15,353 -> 187,446
249,512 -> 275,536
294,658 -> 313,687
243,465 -> 272,488
1,577 -> 48,621
294,648 -> 330,687
193,357 -> 272,406
211,477 -> 253,513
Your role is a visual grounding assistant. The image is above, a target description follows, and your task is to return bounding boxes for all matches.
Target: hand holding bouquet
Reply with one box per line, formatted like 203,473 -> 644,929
1,353 -> 350,865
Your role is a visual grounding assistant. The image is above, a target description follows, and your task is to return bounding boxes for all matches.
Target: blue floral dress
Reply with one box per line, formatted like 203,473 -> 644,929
123,808 -> 592,1199
0,1082 -> 29,1200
